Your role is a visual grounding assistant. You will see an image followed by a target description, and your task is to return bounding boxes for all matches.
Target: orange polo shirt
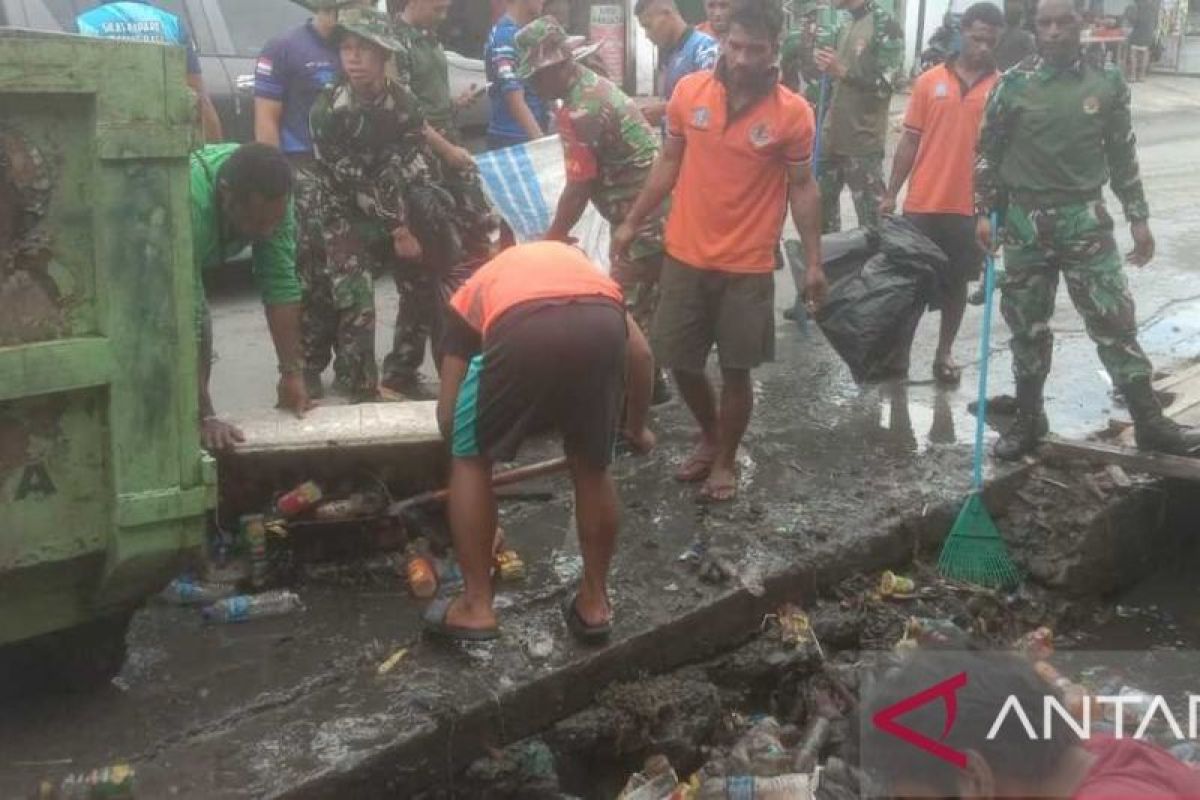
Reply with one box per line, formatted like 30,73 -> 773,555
664,69 -> 815,273
449,242 -> 623,335
902,61 -> 998,216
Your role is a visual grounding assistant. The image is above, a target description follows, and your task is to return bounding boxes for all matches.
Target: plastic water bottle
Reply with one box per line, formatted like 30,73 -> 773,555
202,590 -> 303,623
161,577 -> 236,606
43,763 -> 135,799
698,774 -> 816,799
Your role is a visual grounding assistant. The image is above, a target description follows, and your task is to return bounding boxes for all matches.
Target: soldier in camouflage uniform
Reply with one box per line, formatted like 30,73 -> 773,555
813,0 -> 903,233
779,1 -> 823,107
309,8 -> 457,402
976,0 -> 1200,459
386,0 -> 499,396
517,16 -> 672,402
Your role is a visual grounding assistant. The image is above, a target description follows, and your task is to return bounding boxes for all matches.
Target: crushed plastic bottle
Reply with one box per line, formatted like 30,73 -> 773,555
729,717 -> 792,777
276,480 -> 323,517
201,590 -> 303,623
241,513 -> 269,589
40,763 -> 135,799
619,754 -> 679,800
697,774 -> 816,799
160,576 -> 236,606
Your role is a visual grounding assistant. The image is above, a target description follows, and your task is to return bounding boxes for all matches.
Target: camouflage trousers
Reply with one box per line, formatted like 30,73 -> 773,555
294,159 -> 378,398
818,152 -> 885,234
611,249 -> 663,337
381,259 -> 439,383
1000,199 -> 1153,387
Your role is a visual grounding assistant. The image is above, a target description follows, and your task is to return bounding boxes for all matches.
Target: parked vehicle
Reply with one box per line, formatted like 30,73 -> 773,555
0,28 -> 211,688
0,0 -> 488,141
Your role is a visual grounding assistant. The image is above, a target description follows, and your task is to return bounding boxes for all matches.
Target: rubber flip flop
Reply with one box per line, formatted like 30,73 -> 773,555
561,592 -> 611,645
674,452 -> 715,483
421,596 -> 499,642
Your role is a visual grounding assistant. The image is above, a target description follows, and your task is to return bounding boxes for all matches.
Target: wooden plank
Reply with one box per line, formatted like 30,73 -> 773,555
1042,435 -> 1200,482
226,401 -> 442,454
1154,362 -> 1200,395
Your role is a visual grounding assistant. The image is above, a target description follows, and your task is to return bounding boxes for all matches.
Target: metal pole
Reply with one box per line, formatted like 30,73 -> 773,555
913,0 -> 928,74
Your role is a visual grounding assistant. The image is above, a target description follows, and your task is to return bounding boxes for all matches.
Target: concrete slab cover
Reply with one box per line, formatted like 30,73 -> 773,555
226,403 -> 442,454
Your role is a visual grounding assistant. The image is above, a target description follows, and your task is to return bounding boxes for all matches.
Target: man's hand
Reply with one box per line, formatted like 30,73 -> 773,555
1127,220 -> 1155,267
878,193 -> 897,217
454,84 -> 482,110
443,144 -> 476,172
975,215 -> 996,254
814,48 -> 846,79
803,266 -> 829,312
611,222 -> 637,265
392,226 -> 422,260
277,372 -> 313,417
622,426 -> 657,455
201,416 -> 245,452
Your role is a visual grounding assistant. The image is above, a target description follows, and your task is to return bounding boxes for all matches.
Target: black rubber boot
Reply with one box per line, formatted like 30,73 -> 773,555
993,377 -> 1049,461
1124,377 -> 1200,455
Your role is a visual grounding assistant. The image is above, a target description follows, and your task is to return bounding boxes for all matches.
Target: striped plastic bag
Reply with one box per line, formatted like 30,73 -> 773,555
474,134 -> 612,272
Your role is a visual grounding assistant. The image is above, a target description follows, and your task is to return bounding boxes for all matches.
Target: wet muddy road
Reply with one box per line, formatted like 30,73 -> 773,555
1,94 -> 1198,798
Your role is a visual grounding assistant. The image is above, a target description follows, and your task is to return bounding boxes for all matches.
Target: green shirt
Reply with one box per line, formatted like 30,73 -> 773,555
393,15 -> 454,134
557,67 -> 665,259
190,144 -> 300,331
821,1 -> 903,157
975,56 -> 1149,221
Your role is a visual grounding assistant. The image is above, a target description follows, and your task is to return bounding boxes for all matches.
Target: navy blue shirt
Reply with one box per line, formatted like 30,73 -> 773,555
76,1 -> 201,75
658,27 -> 719,100
254,21 -> 339,155
485,14 -> 549,143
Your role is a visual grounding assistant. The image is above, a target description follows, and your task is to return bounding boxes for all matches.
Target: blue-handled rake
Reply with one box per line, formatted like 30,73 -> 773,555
936,213 -> 1021,589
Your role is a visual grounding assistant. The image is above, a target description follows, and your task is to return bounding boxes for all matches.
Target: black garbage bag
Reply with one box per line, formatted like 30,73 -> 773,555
782,228 -> 877,298
815,217 -> 947,383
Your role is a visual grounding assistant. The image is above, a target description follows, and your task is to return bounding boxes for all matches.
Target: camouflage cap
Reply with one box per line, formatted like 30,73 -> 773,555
334,7 -> 405,52
516,16 -> 575,80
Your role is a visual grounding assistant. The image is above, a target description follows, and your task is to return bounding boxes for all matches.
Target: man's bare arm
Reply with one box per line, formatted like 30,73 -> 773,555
787,161 -> 826,309
504,88 -> 544,140
254,97 -> 284,147
188,73 -> 224,142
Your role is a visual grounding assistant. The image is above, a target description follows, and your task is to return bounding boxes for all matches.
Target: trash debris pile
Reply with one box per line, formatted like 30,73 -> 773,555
158,477 -> 526,625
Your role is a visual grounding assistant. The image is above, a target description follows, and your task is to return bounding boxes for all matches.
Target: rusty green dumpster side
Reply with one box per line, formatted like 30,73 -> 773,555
0,30 -> 212,648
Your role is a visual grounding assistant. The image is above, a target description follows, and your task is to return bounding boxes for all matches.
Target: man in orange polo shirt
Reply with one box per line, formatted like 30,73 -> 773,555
880,2 -> 1002,386
425,242 -> 655,643
614,0 -> 825,503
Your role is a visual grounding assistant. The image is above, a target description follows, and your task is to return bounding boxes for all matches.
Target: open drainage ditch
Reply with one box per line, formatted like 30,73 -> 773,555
412,464 -> 1200,799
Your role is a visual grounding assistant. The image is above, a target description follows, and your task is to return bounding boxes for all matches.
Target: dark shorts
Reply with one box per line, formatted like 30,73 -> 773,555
451,299 -> 626,468
653,255 -> 775,372
905,212 -> 983,288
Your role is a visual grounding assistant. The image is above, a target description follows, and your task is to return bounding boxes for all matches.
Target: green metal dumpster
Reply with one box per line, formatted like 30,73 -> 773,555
0,30 -> 211,684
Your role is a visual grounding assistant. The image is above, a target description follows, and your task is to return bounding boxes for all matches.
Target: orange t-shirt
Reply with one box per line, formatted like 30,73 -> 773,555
448,241 -> 623,335
664,70 -> 815,273
901,62 -> 998,216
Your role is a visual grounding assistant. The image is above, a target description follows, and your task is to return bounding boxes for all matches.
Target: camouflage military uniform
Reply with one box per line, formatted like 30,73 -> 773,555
819,0 -> 903,233
779,7 -> 822,107
556,66 -> 667,333
975,55 -> 1153,389
380,16 -> 496,389
310,76 -> 443,400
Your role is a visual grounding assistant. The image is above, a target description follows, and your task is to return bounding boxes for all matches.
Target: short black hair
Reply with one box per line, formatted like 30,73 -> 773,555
634,0 -> 676,16
218,142 -> 293,200
861,651 -> 1079,795
962,1 -> 1006,29
727,0 -> 784,45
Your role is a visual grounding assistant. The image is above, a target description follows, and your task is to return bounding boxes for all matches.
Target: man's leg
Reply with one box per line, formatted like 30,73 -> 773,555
569,456 -> 619,627
380,261 -> 434,396
332,269 -> 379,402
672,368 -> 721,475
296,171 -> 336,394
442,455 -> 499,631
705,367 -> 752,500
846,153 -> 886,231
654,258 -> 719,478
994,203 -> 1058,459
819,155 -> 847,234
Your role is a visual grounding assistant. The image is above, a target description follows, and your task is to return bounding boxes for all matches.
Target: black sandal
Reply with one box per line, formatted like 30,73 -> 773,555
422,596 -> 500,642
561,592 -> 611,645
